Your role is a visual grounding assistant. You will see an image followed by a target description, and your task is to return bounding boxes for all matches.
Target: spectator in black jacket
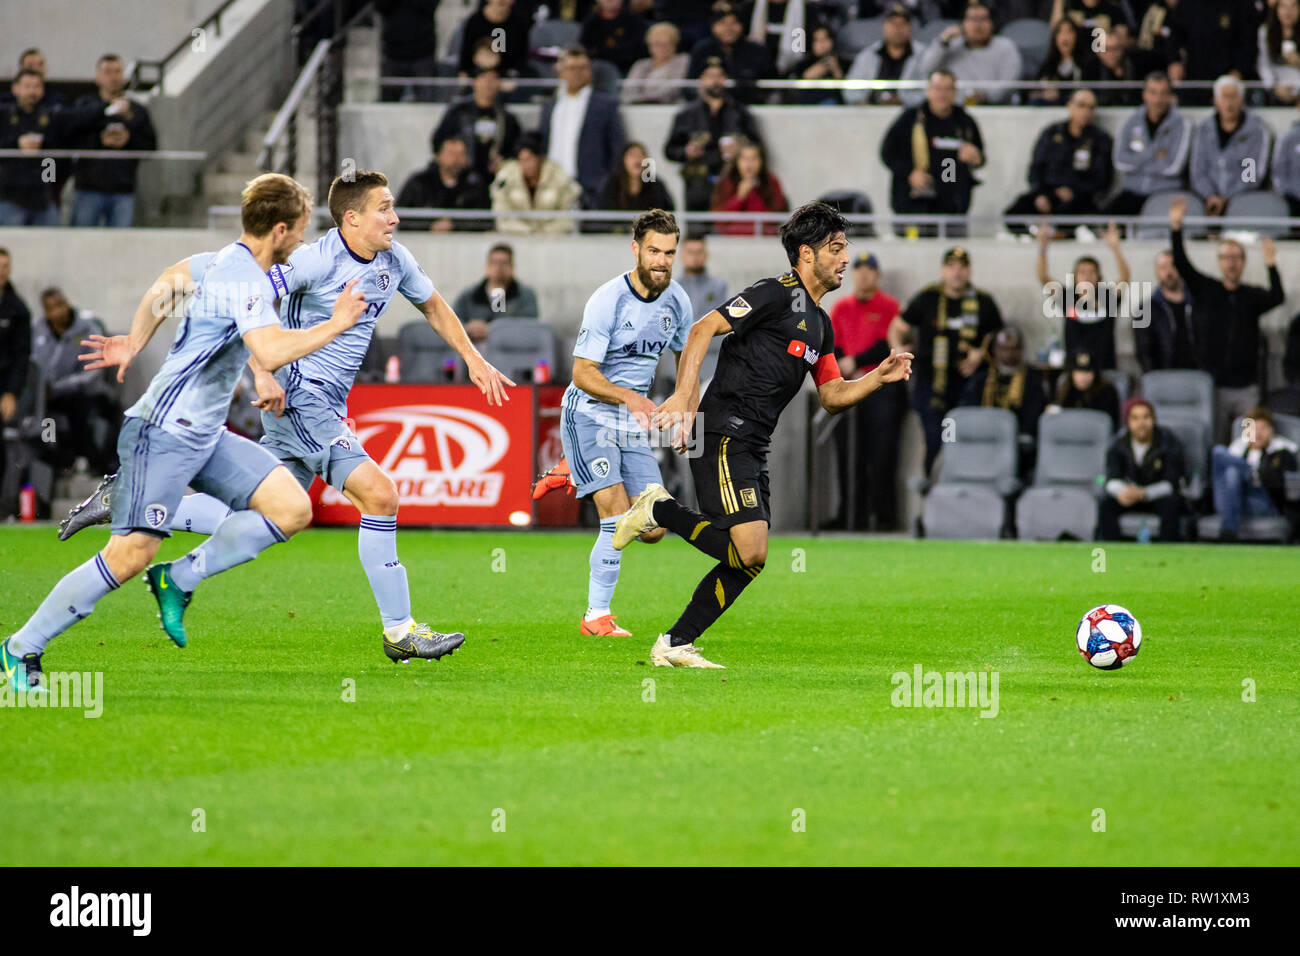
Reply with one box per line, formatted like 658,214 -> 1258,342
1081,27 -> 1142,106
880,69 -> 984,238
1099,396 -> 1186,541
396,133 -> 490,231
960,325 -> 1048,476
687,1 -> 775,103
664,58 -> 762,211
595,141 -> 674,221
63,55 -> 156,227
432,66 -> 521,183
1167,0 -> 1260,102
376,0 -> 440,102
457,0 -> 532,78
1053,349 -> 1120,428
1037,221 -> 1128,372
1210,405 -> 1300,540
1136,249 -> 1198,372
1004,90 -> 1114,234
1168,194 -> 1284,442
0,248 -> 31,429
0,69 -> 62,226
0,48 -> 65,112
1286,311 -> 1300,387
581,0 -> 648,75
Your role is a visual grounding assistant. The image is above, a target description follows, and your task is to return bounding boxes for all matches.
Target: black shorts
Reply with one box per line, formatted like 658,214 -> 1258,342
690,432 -> 770,528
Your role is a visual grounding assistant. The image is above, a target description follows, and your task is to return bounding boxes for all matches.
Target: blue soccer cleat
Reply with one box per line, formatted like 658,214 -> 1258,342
144,563 -> 191,648
1,640 -> 47,694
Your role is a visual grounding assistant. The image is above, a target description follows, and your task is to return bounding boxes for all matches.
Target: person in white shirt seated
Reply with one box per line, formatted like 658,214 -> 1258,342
1210,405 -> 1300,540
1098,397 -> 1187,541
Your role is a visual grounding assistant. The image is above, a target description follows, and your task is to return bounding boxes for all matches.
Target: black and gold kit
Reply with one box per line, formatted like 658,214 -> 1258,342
900,282 -> 1003,409
693,271 -> 840,527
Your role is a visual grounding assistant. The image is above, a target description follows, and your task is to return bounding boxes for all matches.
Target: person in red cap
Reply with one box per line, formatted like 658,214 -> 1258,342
1098,396 -> 1187,540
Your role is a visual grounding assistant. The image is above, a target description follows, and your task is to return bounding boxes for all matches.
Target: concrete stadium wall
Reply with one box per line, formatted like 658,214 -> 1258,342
339,103 -> 1300,228
0,0 -> 227,76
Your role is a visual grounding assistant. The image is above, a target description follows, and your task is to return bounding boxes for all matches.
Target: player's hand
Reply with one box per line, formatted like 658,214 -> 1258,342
876,349 -> 913,384
79,333 -> 137,383
251,368 -> 286,417
331,279 -> 366,329
652,390 -> 697,453
467,354 -> 515,406
625,391 -> 656,431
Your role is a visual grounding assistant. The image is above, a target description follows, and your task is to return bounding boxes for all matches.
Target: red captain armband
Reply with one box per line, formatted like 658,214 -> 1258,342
813,352 -> 841,387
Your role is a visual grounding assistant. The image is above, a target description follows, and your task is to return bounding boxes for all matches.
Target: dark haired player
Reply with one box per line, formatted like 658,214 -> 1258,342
613,202 -> 914,668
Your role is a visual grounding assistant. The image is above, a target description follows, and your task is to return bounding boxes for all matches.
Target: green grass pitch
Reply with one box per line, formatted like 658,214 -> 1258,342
2,525 -> 1297,865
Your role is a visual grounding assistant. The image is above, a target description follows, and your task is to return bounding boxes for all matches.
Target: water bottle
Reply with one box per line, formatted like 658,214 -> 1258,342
1137,520 -> 1151,545
534,359 -> 551,384
384,354 -> 401,383
442,358 -> 457,383
19,485 -> 35,522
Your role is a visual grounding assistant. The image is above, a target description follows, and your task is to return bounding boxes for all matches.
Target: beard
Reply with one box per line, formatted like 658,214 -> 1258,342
814,259 -> 843,293
636,262 -> 671,296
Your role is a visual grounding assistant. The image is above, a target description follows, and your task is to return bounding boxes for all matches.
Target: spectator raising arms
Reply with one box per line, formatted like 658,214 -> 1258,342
1037,222 -> 1128,372
597,141 -> 675,221
622,21 -> 690,104
1259,0 -> 1300,105
491,134 -> 584,234
1137,249 -> 1198,373
710,137 -> 788,235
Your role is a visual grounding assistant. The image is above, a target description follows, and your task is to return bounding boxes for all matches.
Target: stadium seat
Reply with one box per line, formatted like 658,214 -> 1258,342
819,189 -> 875,237
837,17 -> 885,60
1015,409 -> 1112,539
529,19 -> 582,53
397,320 -> 462,382
1274,411 -> 1300,443
915,20 -> 957,45
1224,191 -> 1292,238
1135,192 -> 1204,239
483,317 -> 558,382
914,407 -> 1019,539
1001,18 -> 1051,79
1141,369 -> 1215,426
1105,369 -> 1131,410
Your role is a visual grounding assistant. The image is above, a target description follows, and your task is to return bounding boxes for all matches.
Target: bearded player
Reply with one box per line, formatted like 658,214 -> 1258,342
613,201 -> 914,668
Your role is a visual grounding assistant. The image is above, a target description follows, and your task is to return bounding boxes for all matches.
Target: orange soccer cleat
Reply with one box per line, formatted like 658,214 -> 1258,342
580,613 -> 633,637
532,457 -> 576,500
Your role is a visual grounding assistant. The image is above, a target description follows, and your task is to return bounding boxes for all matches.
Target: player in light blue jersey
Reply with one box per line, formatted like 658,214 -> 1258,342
2,174 -> 371,693
548,210 -> 695,637
59,170 -> 514,664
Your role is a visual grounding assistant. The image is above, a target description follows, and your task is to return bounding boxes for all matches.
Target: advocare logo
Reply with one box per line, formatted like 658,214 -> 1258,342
319,404 -> 510,508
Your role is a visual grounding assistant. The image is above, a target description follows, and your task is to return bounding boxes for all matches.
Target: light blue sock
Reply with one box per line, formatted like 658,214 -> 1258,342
172,493 -> 234,535
358,514 -> 411,628
586,516 -> 622,615
7,553 -> 119,657
168,511 -> 286,592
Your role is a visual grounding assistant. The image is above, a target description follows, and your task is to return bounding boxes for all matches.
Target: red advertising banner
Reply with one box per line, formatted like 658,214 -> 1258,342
533,384 -> 581,526
310,384 -> 537,526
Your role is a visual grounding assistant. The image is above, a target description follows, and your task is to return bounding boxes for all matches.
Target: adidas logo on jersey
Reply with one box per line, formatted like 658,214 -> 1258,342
796,318 -> 807,331
619,320 -> 635,330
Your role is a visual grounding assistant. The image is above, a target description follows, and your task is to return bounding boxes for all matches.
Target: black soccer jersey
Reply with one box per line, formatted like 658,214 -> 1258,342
699,271 -> 840,446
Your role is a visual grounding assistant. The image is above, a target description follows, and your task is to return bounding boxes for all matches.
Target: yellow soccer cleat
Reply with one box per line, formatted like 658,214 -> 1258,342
650,634 -> 725,669
612,483 -> 672,550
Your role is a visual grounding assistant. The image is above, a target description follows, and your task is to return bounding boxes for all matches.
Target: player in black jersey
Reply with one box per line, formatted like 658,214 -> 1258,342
612,202 -> 914,668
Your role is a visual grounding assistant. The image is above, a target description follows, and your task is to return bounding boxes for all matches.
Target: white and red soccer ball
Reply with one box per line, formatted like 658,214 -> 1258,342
1076,604 -> 1142,670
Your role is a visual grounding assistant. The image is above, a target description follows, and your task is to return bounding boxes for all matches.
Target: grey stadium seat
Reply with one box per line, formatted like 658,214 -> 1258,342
915,20 -> 956,45
1274,412 -> 1300,444
1016,409 -> 1112,539
1224,191 -> 1292,239
483,318 -> 558,382
837,18 -> 885,60
1001,18 -> 1051,79
398,320 -> 462,382
1105,369 -> 1131,410
1136,192 -> 1204,239
916,407 -> 1020,539
1141,369 -> 1214,426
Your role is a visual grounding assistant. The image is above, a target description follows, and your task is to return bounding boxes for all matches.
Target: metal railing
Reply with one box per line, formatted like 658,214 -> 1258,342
127,0 -> 244,92
258,39 -> 331,174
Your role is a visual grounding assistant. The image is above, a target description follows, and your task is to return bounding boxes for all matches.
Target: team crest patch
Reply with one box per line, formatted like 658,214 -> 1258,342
376,271 -> 391,293
727,297 -> 752,319
740,488 -> 758,509
591,457 -> 611,478
144,503 -> 169,529
332,437 -> 352,451
658,309 -> 674,335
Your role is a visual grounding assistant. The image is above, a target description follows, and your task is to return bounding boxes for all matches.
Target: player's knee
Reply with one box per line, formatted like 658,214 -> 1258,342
363,476 -> 399,516
102,535 -> 157,581
737,542 -> 767,568
639,527 -> 667,544
265,489 -> 313,537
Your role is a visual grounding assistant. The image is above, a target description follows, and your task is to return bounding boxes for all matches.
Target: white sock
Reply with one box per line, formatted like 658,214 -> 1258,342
585,606 -> 611,620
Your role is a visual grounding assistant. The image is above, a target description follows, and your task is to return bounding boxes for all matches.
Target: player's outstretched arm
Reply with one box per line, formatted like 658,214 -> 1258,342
79,258 -> 194,383
418,291 -> 515,406
244,280 -> 366,372
652,309 -> 731,437
817,348 -> 914,414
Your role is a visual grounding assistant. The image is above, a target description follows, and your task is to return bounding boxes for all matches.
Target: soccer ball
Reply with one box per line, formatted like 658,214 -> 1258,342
1075,604 -> 1142,670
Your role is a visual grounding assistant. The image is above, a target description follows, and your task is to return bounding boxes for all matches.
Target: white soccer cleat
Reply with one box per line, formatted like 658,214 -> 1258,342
612,483 -> 672,550
650,634 -> 725,669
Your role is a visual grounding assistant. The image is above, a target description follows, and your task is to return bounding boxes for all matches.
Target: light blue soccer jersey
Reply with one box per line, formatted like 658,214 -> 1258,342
562,273 -> 693,430
267,229 -> 434,413
125,241 -> 279,449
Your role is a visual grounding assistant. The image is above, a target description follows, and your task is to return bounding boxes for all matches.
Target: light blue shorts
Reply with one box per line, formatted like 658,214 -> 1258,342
261,389 -> 371,492
560,403 -> 663,499
112,417 -> 281,537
